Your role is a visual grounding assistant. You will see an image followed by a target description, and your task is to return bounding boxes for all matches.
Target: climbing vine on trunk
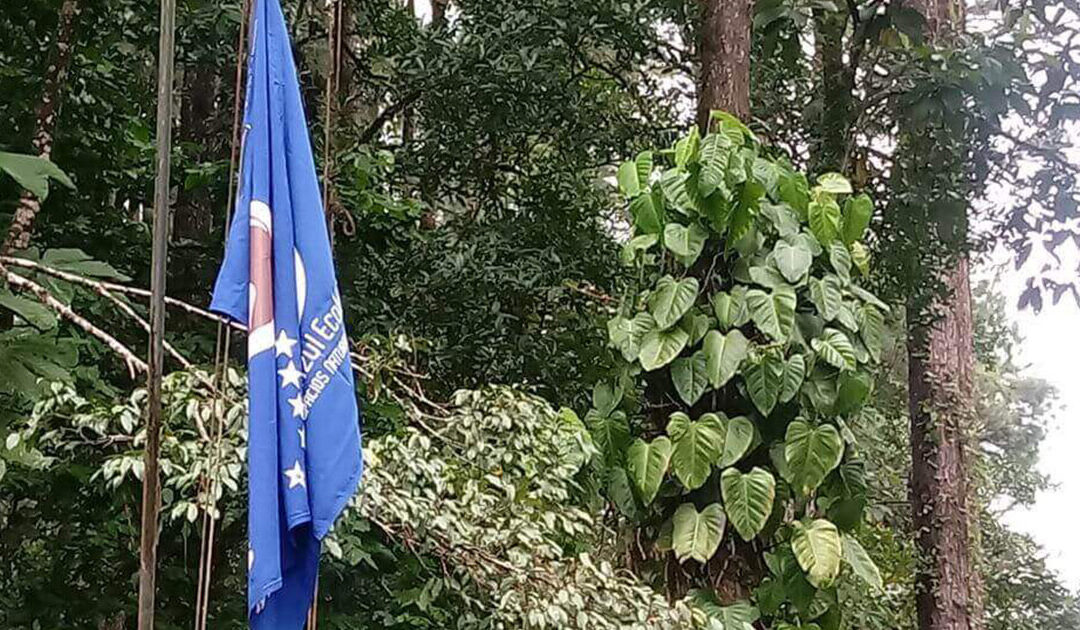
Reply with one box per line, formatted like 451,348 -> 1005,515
587,112 -> 886,628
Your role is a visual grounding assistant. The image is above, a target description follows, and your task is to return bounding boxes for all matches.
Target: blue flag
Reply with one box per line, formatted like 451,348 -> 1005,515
210,0 -> 363,625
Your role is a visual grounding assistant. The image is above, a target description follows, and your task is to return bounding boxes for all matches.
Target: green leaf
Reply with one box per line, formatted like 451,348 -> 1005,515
664,222 -> 708,264
0,289 -> 58,330
608,312 -> 655,362
842,534 -> 883,590
779,354 -> 806,403
746,351 -> 785,416
698,133 -> 732,197
660,168 -> 693,212
816,172 -> 852,194
680,313 -> 712,347
635,151 -> 654,188
808,197 -> 841,245
761,202 -> 800,237
648,275 -> 699,330
721,467 -> 776,541
811,328 -> 857,371
639,326 -> 690,371
674,126 -> 701,168
631,192 -> 663,234
791,519 -> 843,587
718,414 -> 755,467
834,372 -> 871,415
785,420 -> 844,494
627,436 -> 673,504
712,287 -> 749,330
672,503 -> 727,563
703,329 -> 749,389
850,241 -> 870,276
608,466 -> 640,519
668,411 -> 724,490
42,249 -> 130,281
592,380 -> 624,416
828,242 -> 852,283
773,236 -> 813,283
0,152 -> 75,201
856,305 -> 885,362
586,409 -> 630,466
809,275 -> 844,321
618,161 -> 641,197
671,352 -> 709,406
747,286 -> 796,342
841,194 -> 872,245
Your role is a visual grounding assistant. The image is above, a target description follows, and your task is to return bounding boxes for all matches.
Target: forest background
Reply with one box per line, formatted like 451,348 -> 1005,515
1,0 -> 1079,628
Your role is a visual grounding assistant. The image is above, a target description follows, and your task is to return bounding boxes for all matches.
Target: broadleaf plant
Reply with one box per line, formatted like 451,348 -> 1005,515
587,113 -> 885,628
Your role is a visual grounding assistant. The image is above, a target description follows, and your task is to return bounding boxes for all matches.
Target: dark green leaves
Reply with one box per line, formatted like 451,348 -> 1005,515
703,329 -> 749,389
664,222 -> 708,264
672,503 -> 726,563
0,152 -> 75,201
745,351 -> 786,416
671,352 -> 709,406
784,420 -> 844,494
841,194 -> 872,245
668,411 -> 724,490
721,467 -> 776,541
649,276 -> 699,330
627,436 -> 672,505
747,286 -> 796,342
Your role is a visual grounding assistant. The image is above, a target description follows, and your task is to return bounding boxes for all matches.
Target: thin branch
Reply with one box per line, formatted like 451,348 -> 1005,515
1,261 -> 147,377
358,90 -> 422,144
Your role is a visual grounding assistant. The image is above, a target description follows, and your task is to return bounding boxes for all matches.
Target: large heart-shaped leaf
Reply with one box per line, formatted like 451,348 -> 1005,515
834,371 -> 871,415
745,351 -> 785,416
0,152 -> 75,201
649,275 -> 699,330
627,436 -> 672,504
660,167 -> 693,212
712,286 -> 749,330
721,467 -> 776,541
672,503 -> 727,564
680,312 -> 712,347
667,412 -> 724,490
747,286 -> 796,342
809,275 -> 843,322
607,466 -> 640,519
608,312 -> 655,362
816,172 -> 852,194
631,192 -> 663,234
842,533 -> 883,590
617,160 -> 641,197
779,354 -> 806,404
664,222 -> 709,264
639,326 -> 690,371
828,242 -> 852,283
585,409 -> 630,466
856,304 -> 885,362
841,194 -> 872,245
784,420 -> 844,494
703,329 -> 749,389
773,236 -> 813,283
791,519 -> 842,587
718,414 -> 755,467
698,133 -> 733,197
808,197 -> 841,245
811,328 -> 857,371
671,352 -> 709,406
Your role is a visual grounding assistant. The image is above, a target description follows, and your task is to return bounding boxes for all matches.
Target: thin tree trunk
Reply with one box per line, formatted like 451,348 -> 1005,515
905,0 -> 983,627
697,0 -> 752,129
811,10 -> 853,174
2,0 -> 79,255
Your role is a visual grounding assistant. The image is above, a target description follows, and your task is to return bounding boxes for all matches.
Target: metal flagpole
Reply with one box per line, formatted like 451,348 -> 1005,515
138,0 -> 177,626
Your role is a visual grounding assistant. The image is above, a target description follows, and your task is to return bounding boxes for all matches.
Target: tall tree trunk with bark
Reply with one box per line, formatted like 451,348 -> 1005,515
697,0 -> 752,129
905,0 -> 984,627
2,0 -> 80,255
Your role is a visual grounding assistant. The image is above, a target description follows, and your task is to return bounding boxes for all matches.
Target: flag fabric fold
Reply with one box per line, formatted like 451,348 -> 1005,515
210,0 -> 363,625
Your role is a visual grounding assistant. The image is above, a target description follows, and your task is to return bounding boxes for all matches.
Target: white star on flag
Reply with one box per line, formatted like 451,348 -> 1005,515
274,330 -> 298,358
287,393 -> 307,419
284,460 -> 306,489
277,360 -> 303,389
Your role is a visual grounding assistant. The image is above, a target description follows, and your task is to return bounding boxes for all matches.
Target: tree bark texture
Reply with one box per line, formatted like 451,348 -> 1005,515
697,0 -> 752,129
905,0 -> 983,626
2,0 -> 79,255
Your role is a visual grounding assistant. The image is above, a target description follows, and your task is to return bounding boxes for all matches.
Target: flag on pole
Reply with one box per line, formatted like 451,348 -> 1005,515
210,0 -> 363,625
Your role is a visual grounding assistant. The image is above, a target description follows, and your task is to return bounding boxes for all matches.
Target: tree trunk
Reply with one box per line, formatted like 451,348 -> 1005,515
696,0 -> 752,129
2,0 -> 79,255
810,10 -> 854,174
905,0 -> 983,627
